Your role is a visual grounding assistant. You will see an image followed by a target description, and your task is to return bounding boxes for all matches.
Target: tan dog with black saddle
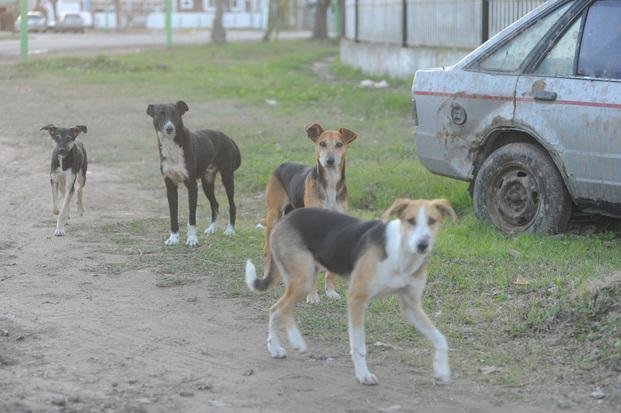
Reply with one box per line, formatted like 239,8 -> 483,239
263,123 -> 358,303
245,198 -> 456,385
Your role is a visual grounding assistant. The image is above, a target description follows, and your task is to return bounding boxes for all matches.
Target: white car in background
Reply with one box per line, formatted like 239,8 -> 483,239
412,0 -> 621,234
55,12 -> 86,33
14,11 -> 47,32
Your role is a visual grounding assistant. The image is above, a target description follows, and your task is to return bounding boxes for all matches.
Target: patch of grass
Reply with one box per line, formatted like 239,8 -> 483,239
24,40 -> 621,406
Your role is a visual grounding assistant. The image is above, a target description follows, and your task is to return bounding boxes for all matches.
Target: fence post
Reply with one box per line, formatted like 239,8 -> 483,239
402,0 -> 407,47
481,0 -> 489,43
354,0 -> 359,42
19,0 -> 27,62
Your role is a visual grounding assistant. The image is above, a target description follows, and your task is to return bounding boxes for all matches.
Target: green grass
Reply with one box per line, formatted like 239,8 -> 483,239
17,40 -> 621,404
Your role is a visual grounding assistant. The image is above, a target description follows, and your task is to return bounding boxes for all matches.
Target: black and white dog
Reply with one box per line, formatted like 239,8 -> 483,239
147,101 -> 241,246
41,124 -> 88,236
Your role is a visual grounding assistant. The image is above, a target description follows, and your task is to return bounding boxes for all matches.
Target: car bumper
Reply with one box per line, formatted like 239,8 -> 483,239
415,129 -> 473,181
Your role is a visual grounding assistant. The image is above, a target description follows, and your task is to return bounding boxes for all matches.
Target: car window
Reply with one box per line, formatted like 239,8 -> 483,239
535,15 -> 583,76
577,0 -> 621,80
479,2 -> 573,72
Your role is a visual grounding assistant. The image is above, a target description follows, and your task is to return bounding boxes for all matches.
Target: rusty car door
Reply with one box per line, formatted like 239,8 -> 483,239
514,0 -> 621,208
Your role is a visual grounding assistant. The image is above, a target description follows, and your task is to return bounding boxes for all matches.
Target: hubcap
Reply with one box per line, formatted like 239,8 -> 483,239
488,166 -> 539,231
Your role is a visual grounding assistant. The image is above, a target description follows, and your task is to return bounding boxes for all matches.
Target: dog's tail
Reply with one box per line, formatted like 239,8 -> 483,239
245,257 -> 279,292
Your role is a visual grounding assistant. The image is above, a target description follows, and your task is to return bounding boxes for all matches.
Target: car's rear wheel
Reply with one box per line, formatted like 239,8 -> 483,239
473,142 -> 572,234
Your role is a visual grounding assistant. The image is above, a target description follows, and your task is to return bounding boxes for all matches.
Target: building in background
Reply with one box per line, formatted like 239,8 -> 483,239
0,0 -> 321,30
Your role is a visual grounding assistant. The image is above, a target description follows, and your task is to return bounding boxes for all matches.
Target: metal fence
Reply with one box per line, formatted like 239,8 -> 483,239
344,0 -> 545,49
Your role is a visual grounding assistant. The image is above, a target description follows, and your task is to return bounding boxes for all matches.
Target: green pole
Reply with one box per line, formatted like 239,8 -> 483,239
165,0 -> 172,48
19,0 -> 28,62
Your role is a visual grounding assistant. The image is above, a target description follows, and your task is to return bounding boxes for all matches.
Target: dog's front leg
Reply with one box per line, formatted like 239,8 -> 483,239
399,283 -> 450,383
54,172 -> 76,236
185,179 -> 199,247
347,288 -> 377,385
50,177 -> 60,215
76,172 -> 85,216
164,177 -> 180,246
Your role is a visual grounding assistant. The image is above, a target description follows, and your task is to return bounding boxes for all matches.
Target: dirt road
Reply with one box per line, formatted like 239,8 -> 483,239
0,74 -> 594,412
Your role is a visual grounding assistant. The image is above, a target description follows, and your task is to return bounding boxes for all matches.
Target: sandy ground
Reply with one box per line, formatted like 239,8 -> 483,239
0,75 -> 608,413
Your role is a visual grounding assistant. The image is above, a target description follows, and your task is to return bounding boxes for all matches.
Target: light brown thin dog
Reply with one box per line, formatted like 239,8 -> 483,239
263,123 -> 357,303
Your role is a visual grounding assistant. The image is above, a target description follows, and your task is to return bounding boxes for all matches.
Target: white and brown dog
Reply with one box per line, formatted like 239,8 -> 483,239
245,198 -> 456,385
264,123 -> 357,303
41,124 -> 88,236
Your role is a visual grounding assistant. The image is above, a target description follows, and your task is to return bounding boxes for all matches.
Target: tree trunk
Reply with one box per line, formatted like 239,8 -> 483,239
312,0 -> 331,40
262,0 -> 276,42
115,0 -> 121,29
50,0 -> 58,22
211,0 -> 226,44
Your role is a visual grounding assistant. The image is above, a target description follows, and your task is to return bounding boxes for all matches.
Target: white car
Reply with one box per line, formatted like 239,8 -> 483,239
14,11 -> 47,32
412,0 -> 621,234
55,12 -> 86,33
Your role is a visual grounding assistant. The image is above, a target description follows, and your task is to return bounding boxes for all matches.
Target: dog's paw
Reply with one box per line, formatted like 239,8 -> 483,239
185,235 -> 199,247
434,367 -> 450,384
204,222 -> 217,235
223,224 -> 235,236
53,228 -> 65,237
305,292 -> 320,304
269,346 -> 287,359
287,330 -> 307,352
356,372 -> 379,385
434,374 -> 450,385
164,233 -> 179,246
77,207 -> 85,216
325,289 -> 341,300
52,208 -> 60,215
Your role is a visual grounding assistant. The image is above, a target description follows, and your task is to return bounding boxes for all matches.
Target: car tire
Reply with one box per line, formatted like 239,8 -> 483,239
473,142 -> 572,234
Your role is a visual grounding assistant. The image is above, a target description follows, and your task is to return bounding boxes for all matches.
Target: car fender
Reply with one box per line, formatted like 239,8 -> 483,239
475,119 -> 576,201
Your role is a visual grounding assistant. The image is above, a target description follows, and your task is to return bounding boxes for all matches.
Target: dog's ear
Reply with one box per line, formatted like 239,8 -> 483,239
305,123 -> 324,142
176,101 -> 189,115
40,124 -> 57,135
72,125 -> 87,137
338,128 -> 357,144
431,199 -> 457,222
383,198 -> 411,222
147,104 -> 155,117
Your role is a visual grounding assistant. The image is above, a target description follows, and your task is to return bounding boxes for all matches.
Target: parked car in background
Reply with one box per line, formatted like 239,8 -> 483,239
412,0 -> 621,234
13,11 -> 47,32
55,12 -> 85,33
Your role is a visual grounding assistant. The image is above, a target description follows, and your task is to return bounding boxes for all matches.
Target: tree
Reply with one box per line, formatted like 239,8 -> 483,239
262,0 -> 288,42
211,0 -> 226,43
49,0 -> 58,22
312,0 -> 332,40
115,0 -> 121,29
